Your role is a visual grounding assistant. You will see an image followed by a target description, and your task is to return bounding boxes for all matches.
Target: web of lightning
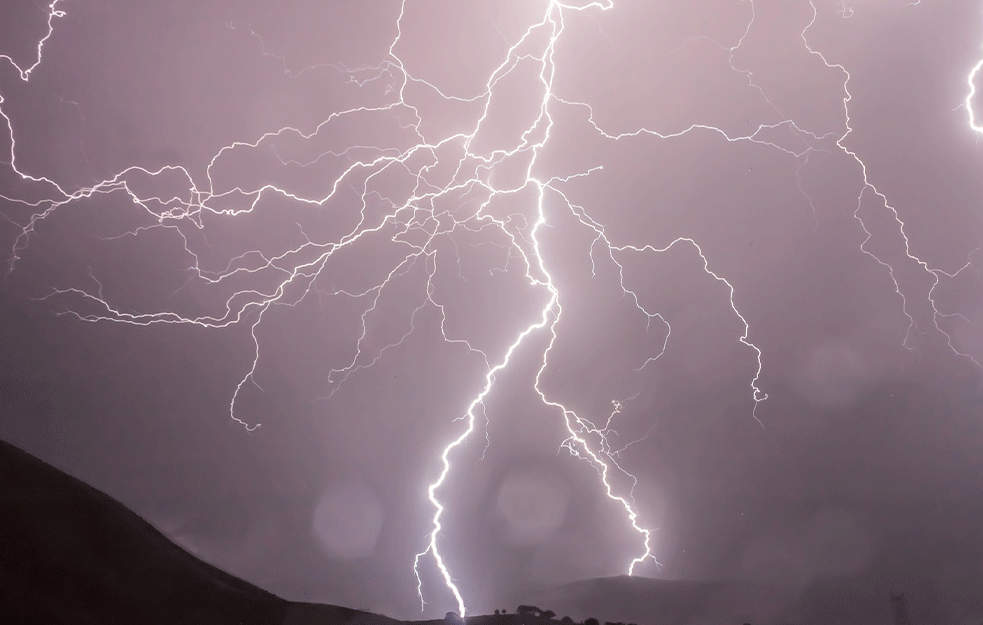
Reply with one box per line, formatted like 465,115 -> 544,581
2,0 -> 981,618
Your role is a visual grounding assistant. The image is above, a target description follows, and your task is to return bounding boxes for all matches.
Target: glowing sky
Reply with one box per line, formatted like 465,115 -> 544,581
2,0 -> 982,620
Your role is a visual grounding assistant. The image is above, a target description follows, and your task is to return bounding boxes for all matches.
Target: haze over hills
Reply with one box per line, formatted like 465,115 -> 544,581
514,571 -> 983,625
514,574 -> 875,625
1,436 -> 978,625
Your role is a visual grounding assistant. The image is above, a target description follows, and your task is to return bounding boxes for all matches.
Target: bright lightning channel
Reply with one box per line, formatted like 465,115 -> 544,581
966,30 -> 983,135
2,0 -> 980,619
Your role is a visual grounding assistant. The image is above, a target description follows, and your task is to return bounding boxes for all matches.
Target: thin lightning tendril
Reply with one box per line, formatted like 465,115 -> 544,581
800,1 -> 983,371
2,0 -> 981,618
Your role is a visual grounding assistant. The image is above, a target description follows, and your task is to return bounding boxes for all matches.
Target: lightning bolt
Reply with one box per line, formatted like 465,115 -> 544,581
968,51 -> 983,135
2,0 -> 981,619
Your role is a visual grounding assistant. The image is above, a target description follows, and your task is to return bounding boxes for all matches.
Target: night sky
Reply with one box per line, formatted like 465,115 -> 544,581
2,0 -> 983,620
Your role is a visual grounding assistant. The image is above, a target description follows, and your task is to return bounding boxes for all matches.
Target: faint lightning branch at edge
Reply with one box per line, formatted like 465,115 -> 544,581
801,1 -> 983,371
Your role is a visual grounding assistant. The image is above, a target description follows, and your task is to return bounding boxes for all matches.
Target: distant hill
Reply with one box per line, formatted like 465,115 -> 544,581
511,573 -> 972,625
511,576 -> 787,625
0,438 -> 390,625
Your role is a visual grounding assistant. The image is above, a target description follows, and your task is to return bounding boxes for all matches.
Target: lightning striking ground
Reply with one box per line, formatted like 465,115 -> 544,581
2,0 -> 981,618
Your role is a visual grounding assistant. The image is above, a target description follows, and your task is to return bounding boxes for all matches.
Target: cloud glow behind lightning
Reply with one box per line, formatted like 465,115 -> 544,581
2,0 -> 982,618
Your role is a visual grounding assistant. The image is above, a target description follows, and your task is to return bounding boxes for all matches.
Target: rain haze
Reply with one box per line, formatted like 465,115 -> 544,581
1,0 -> 982,622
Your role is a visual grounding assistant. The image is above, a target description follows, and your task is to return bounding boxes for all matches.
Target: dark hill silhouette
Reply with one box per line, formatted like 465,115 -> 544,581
0,437 -> 391,625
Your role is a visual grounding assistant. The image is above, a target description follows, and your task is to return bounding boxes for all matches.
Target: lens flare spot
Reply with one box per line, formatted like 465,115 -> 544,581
496,466 -> 570,546
313,479 -> 384,561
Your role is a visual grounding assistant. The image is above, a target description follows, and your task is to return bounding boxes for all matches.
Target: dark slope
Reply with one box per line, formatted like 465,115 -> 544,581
0,438 -> 399,625
0,437 -> 287,624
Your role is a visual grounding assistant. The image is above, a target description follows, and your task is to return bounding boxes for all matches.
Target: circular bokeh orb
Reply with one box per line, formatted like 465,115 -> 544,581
496,466 -> 570,546
312,478 -> 384,561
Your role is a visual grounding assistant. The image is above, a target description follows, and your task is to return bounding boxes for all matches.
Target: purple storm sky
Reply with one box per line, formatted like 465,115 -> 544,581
2,0 -> 983,620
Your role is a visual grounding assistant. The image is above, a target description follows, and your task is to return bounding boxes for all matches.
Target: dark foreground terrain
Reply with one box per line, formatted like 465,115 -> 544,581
0,437 -> 395,625
0,437 -> 638,625
2,437 -> 979,625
